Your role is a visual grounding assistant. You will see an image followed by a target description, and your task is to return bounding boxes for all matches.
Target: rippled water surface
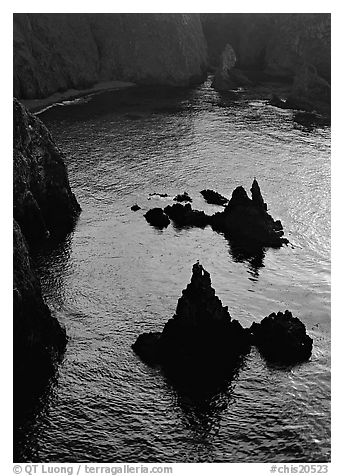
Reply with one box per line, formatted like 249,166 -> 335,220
16,80 -> 330,462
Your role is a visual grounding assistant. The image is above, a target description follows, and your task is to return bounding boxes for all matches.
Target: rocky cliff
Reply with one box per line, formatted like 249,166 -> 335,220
201,13 -> 330,81
13,98 -> 80,382
13,13 -> 208,99
13,219 -> 67,376
13,98 -> 80,245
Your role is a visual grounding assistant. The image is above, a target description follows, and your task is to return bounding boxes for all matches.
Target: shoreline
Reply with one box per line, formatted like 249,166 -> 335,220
21,80 -> 137,114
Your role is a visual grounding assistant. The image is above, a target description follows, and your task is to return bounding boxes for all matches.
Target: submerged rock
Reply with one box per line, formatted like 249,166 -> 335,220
250,310 -> 313,363
210,179 -> 287,247
133,262 -> 251,373
144,208 -> 170,228
173,192 -> 192,203
201,189 -> 229,206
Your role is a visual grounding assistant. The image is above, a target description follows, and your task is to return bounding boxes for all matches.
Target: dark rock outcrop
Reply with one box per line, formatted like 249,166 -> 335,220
13,219 -> 67,376
286,63 -> 330,114
164,203 -> 209,228
14,13 -> 207,99
148,192 -> 168,199
250,310 -> 313,363
144,208 -> 170,228
133,262 -> 251,375
201,14 -> 330,82
159,180 -> 287,248
13,98 -> 81,247
173,192 -> 192,203
200,189 -> 229,206
131,204 -> 141,211
13,98 -> 80,410
211,44 -> 252,91
211,179 -> 287,247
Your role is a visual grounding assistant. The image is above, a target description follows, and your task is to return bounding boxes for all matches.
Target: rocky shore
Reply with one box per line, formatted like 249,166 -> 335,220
13,98 -> 80,384
13,98 -> 81,247
203,14 -> 330,115
14,13 -> 207,100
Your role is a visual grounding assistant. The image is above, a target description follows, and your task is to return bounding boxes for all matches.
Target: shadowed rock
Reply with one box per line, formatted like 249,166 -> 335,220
287,63 -> 330,113
200,189 -> 229,206
210,179 -> 287,247
132,262 -> 251,376
144,180 -> 287,249
164,203 -> 209,228
173,192 -> 192,203
144,208 -> 170,228
211,44 -> 252,92
250,310 -> 313,364
13,98 -> 81,247
131,204 -> 141,211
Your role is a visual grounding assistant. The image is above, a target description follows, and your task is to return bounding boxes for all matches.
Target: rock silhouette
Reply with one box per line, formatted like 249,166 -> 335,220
133,264 -> 313,375
13,98 -> 81,247
144,180 -> 287,248
144,208 -> 170,228
200,189 -> 229,206
133,262 -> 251,375
164,203 -> 209,228
173,192 -> 192,203
250,310 -> 313,363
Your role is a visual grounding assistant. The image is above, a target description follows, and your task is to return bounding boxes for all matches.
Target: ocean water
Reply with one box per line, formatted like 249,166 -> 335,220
15,79 -> 330,462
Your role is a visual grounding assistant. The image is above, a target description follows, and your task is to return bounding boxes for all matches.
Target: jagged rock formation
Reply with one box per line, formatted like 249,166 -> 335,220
133,262 -> 251,374
144,208 -> 170,228
211,179 -> 286,247
133,264 -> 312,379
173,192 -> 192,203
13,98 -> 81,246
13,219 -> 67,376
250,310 -> 313,363
201,13 -> 330,82
211,44 -> 252,91
144,180 -> 287,248
164,203 -> 209,228
13,98 -> 80,395
13,13 -> 207,99
200,189 -> 229,206
202,14 -> 330,113
287,63 -> 331,114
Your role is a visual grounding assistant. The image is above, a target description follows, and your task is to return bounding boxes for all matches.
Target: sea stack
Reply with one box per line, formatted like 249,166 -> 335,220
210,179 -> 287,247
132,262 -> 251,376
250,310 -> 313,363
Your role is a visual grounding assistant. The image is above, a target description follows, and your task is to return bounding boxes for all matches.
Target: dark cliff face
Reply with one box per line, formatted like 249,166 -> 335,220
13,98 -> 80,387
13,98 -> 80,245
13,13 -> 208,99
201,13 -> 330,81
13,219 -> 67,375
